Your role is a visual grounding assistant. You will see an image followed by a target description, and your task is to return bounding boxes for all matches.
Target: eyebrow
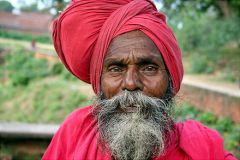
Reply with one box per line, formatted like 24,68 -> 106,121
135,57 -> 158,65
103,58 -> 126,66
103,56 -> 164,67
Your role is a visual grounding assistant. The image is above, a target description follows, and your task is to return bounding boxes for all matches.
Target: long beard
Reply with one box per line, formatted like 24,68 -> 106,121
93,90 -> 175,160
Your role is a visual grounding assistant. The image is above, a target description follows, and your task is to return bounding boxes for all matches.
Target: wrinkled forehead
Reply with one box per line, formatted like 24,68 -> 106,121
106,30 -> 163,60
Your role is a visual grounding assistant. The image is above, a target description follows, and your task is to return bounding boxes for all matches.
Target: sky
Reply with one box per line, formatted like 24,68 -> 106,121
6,0 -> 35,9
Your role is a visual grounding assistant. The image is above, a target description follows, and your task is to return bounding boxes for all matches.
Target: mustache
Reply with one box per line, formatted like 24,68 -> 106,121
94,90 -> 172,117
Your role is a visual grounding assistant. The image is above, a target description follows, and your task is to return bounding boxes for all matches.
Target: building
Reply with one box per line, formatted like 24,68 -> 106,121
0,11 -> 52,35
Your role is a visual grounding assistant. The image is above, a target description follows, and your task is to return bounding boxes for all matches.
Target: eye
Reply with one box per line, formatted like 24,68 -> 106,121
108,66 -> 123,72
141,65 -> 158,72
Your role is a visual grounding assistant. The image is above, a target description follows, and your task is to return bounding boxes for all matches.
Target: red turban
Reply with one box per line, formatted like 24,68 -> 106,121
52,0 -> 184,95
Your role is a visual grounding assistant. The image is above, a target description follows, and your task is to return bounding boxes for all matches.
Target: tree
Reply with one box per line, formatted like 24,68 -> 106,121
158,0 -> 240,76
20,2 -> 38,12
40,0 -> 69,16
160,0 -> 240,19
0,0 -> 14,12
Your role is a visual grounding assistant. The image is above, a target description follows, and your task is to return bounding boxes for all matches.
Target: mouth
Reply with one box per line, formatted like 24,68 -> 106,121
120,105 -> 139,113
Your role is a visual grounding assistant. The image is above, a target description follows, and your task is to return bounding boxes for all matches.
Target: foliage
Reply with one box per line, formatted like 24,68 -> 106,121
20,2 -> 38,12
169,13 -> 240,56
0,143 -> 43,160
51,62 -> 64,75
189,54 -> 213,74
16,0 -> 70,15
3,46 -> 50,86
217,47 -> 240,82
0,0 -> 13,12
0,77 -> 91,123
0,44 -> 91,123
61,68 -> 78,81
159,0 -> 240,79
165,4 -> 240,77
161,0 -> 240,18
51,62 -> 78,81
0,30 -> 52,44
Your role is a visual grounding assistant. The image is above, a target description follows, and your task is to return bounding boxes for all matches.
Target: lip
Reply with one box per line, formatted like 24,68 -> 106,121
121,106 -> 138,113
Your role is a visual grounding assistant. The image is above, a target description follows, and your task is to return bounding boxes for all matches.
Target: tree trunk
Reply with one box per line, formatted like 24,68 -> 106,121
215,0 -> 232,18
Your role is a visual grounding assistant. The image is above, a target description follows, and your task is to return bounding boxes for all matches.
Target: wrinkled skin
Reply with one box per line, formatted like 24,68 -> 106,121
101,30 -> 169,100
96,30 -> 174,160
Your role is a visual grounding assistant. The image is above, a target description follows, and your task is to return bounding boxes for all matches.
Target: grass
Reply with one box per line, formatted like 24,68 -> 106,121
0,76 -> 92,124
0,43 -> 92,124
0,29 -> 52,44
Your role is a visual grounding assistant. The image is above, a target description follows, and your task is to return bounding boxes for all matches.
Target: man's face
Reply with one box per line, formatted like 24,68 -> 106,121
95,30 -> 174,160
101,30 -> 169,100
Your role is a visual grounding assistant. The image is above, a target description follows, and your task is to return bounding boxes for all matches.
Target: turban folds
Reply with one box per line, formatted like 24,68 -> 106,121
52,0 -> 184,95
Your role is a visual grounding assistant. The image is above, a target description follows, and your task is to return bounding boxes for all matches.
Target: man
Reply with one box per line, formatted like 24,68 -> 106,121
42,0 -> 237,159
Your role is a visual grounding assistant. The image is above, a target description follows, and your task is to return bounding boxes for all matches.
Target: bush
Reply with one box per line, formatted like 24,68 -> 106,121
216,117 -> 233,132
169,11 -> 240,76
197,111 -> 217,124
189,54 -> 214,74
51,63 -> 64,75
0,29 -> 52,44
50,62 -> 78,81
61,67 -> 78,81
4,47 -> 50,86
0,77 -> 92,123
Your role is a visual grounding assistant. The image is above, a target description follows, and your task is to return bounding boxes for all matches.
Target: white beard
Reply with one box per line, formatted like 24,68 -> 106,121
94,90 -> 175,160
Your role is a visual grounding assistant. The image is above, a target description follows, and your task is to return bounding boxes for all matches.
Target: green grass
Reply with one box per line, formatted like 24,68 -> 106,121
0,29 -> 52,44
0,43 -> 92,123
0,76 -> 92,123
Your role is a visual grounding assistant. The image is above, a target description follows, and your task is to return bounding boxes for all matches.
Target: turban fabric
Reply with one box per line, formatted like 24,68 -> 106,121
52,0 -> 184,95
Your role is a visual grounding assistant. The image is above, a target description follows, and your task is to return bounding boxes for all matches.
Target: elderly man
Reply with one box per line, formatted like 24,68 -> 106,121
42,0 -> 236,160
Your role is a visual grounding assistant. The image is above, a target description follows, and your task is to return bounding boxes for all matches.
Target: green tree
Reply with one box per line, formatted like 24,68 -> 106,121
17,0 -> 69,15
160,0 -> 240,18
40,0 -> 69,16
20,2 -> 38,12
0,0 -> 14,12
159,0 -> 240,77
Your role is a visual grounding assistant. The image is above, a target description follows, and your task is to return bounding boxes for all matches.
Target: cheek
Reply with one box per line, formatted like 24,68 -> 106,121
142,73 -> 169,97
101,75 -> 122,99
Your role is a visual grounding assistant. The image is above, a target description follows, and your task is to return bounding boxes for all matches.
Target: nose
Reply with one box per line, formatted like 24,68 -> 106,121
122,67 -> 143,91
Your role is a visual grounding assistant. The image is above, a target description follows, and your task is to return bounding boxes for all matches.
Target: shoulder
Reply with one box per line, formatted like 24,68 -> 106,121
42,105 -> 95,159
57,105 -> 96,139
58,105 -> 94,137
176,119 -> 222,140
62,105 -> 94,127
176,120 -> 225,159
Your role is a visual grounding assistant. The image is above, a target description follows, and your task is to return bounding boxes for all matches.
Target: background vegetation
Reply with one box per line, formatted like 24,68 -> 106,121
1,0 -> 239,81
161,0 -> 240,82
0,30 -> 52,44
0,44 -> 239,158
0,44 -> 91,123
0,0 -> 239,159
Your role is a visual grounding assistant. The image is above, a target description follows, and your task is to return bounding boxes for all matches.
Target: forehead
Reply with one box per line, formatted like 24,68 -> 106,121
106,30 -> 163,61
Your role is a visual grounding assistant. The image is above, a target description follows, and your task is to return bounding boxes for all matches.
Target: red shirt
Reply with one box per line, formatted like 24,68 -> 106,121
42,106 -> 237,160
